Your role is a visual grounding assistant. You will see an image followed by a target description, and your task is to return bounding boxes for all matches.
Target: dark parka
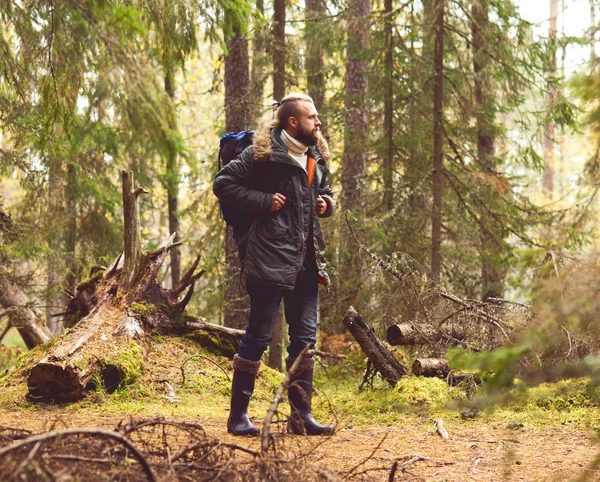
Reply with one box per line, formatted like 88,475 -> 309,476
213,126 -> 336,290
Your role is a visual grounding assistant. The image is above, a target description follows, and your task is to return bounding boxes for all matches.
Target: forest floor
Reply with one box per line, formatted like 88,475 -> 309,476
1,332 -> 600,481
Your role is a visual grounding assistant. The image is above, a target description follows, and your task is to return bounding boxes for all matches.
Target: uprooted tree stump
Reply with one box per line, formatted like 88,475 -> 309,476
27,171 -> 209,401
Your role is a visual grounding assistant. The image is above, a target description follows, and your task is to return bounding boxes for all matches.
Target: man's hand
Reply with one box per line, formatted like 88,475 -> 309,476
316,196 -> 327,216
271,193 -> 286,211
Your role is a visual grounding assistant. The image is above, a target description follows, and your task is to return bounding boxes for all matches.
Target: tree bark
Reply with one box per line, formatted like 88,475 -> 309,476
332,0 -> 371,333
412,358 -> 449,377
250,0 -> 267,124
472,0 -> 504,300
342,0 -> 370,212
386,323 -> 465,346
383,0 -> 394,210
267,308 -> 284,371
27,171 -> 203,401
430,0 -> 445,283
342,306 -> 406,385
273,0 -> 286,101
305,0 -> 327,137
164,67 -> 182,288
268,0 -> 287,367
223,24 -> 251,331
542,0 -> 558,196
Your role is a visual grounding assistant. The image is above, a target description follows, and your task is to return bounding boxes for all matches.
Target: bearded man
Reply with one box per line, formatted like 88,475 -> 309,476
213,93 -> 336,436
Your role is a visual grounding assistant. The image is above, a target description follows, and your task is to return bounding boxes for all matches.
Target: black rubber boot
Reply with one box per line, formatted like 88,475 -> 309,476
227,355 -> 261,436
286,356 -> 334,436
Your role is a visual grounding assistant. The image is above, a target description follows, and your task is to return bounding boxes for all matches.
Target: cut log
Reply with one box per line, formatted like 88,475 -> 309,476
386,323 -> 465,346
342,306 -> 407,386
27,171 -> 205,402
412,358 -> 450,378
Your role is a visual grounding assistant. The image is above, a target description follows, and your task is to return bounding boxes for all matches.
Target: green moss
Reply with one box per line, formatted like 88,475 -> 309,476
130,302 -> 158,318
101,340 -> 144,392
508,378 -> 599,411
76,269 -> 104,291
186,330 -> 236,359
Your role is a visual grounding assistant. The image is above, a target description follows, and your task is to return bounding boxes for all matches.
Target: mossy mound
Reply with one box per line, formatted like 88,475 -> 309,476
185,330 -> 237,359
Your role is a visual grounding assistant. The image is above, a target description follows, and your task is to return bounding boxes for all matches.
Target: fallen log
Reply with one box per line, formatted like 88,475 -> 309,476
342,306 -> 407,386
27,171 -> 205,401
412,358 -> 450,378
386,323 -> 465,346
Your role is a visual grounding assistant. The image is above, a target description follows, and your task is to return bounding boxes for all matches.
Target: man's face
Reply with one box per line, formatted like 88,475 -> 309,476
292,101 -> 321,146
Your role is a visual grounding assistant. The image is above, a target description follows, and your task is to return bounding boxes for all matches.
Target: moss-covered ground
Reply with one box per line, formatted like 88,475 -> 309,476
1,334 -> 600,480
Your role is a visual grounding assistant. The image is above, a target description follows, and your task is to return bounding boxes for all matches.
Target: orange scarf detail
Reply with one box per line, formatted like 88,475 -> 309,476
307,156 -> 316,187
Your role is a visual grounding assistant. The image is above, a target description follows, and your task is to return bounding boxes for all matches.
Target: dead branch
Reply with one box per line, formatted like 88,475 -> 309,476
261,345 -> 310,455
0,428 -> 156,482
342,306 -> 407,386
344,433 -> 389,480
308,349 -> 347,360
180,355 -> 231,384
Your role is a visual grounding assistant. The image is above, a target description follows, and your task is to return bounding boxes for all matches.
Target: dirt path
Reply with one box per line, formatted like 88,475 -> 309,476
1,408 -> 598,481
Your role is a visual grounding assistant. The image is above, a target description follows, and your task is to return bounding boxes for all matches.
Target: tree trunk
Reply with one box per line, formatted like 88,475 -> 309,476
45,155 -> 65,335
472,0 -> 504,300
342,306 -> 406,385
542,0 -> 558,196
224,24 -> 251,331
250,0 -> 267,124
332,0 -> 371,333
273,0 -> 286,101
267,0 -> 287,367
342,0 -> 370,213
27,171 -> 204,401
305,0 -> 327,137
430,0 -> 445,283
267,308 -> 284,371
383,0 -> 394,211
164,67 -> 182,288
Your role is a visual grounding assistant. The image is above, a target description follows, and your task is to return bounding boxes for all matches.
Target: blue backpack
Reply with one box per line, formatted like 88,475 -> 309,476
218,130 -> 255,241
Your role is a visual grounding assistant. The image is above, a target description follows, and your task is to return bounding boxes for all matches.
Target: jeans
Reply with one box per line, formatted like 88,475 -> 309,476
238,259 -> 319,362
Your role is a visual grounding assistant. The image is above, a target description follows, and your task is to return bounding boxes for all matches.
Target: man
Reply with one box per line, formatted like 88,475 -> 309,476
213,93 -> 336,436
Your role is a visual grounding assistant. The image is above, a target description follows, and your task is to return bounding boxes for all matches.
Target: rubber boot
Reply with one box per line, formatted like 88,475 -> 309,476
227,355 -> 261,436
286,356 -> 334,436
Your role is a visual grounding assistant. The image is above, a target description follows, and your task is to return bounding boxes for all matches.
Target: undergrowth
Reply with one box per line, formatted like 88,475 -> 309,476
1,335 -> 600,429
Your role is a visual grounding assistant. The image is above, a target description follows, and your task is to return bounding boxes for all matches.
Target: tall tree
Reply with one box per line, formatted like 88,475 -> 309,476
382,0 -> 394,210
273,0 -> 286,101
305,0 -> 328,136
223,20 -> 252,330
543,0 -> 559,196
472,0 -> 505,299
430,0 -> 445,283
268,0 -> 287,370
333,0 -> 371,330
250,0 -> 267,124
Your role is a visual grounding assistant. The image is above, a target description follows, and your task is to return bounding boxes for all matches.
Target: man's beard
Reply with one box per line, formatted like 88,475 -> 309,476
296,125 -> 319,146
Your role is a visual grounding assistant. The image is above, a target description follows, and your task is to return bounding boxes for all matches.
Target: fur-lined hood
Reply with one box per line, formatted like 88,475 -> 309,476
253,121 -> 331,164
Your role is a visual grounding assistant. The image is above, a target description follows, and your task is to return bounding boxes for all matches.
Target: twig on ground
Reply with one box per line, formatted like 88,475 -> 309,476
0,428 -> 156,482
180,355 -> 231,384
344,433 -> 389,480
